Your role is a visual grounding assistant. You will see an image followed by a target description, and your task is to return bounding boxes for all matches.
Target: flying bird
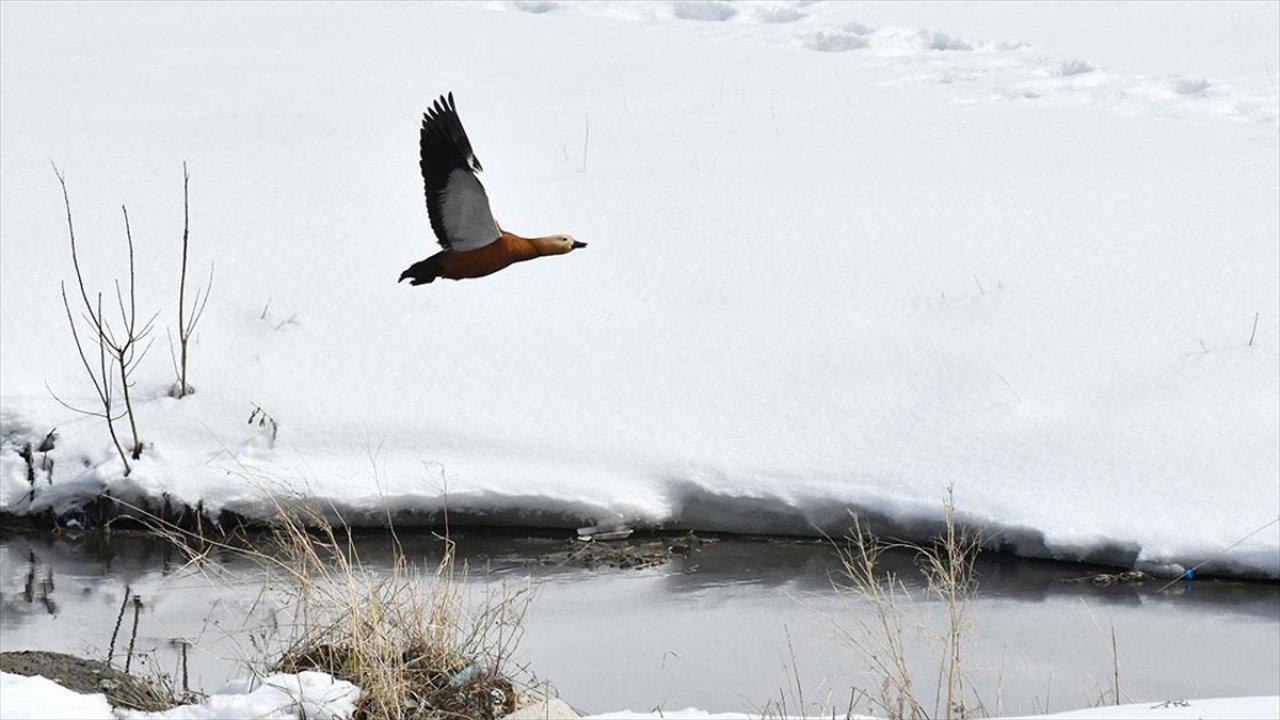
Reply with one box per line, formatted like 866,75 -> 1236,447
400,93 -> 586,286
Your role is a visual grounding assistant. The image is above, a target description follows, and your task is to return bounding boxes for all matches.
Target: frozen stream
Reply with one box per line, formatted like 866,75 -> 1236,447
1,531 -> 1276,716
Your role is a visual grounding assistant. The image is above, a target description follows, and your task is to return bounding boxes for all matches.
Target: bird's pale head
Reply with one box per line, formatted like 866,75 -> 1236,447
531,234 -> 588,256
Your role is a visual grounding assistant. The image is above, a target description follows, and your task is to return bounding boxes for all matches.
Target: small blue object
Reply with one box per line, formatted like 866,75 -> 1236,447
448,663 -> 479,688
1183,568 -> 1195,581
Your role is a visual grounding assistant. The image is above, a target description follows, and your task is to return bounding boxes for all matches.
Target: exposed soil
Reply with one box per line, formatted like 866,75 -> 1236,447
0,650 -> 174,711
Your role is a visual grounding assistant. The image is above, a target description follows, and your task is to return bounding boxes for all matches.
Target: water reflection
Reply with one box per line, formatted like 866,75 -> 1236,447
9,550 -> 56,616
1,529 -> 1277,714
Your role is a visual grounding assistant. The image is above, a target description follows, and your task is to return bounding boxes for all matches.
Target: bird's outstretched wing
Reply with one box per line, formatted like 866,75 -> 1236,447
420,93 -> 500,252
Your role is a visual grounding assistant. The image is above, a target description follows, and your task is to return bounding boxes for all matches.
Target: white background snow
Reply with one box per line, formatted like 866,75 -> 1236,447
2,670 -> 1277,720
1,1 -> 1277,576
0,670 -> 359,720
583,696 -> 1280,719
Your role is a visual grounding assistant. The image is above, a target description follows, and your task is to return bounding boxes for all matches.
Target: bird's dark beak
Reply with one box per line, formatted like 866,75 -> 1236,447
572,241 -> 587,249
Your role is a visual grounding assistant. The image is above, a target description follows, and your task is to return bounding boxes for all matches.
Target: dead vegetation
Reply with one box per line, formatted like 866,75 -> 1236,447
168,162 -> 212,399
16,429 -> 57,500
160,502 -> 534,719
51,165 -> 158,475
46,162 -> 211,482
765,492 -> 1148,719
770,490 -> 985,720
1062,570 -> 1151,587
554,531 -> 717,570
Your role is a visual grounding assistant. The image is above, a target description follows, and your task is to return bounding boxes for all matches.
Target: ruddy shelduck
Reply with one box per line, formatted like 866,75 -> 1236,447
399,93 -> 585,286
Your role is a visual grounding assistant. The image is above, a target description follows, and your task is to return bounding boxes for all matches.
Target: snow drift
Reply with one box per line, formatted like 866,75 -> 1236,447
0,671 -> 359,720
1,2 -> 1277,576
3,671 -> 1277,720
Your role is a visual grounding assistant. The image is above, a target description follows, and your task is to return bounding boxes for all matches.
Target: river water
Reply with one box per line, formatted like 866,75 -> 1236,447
1,530 -> 1276,716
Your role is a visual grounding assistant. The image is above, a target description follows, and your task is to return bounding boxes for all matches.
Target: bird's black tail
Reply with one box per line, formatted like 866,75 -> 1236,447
399,256 -> 443,286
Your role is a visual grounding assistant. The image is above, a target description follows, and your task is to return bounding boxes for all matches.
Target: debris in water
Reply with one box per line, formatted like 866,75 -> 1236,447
576,528 -> 633,542
1062,570 -> 1151,586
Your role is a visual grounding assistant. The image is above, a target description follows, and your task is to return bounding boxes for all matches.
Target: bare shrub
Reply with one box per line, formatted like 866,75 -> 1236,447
51,165 -> 158,473
247,404 -> 279,447
169,162 -> 212,398
16,429 -> 53,497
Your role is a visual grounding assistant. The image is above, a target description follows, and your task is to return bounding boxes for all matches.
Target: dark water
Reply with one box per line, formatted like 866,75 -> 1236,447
1,530 -> 1277,715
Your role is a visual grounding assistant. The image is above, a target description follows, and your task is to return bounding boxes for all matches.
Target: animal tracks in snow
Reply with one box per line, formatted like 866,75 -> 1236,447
751,4 -> 806,25
671,0 -> 736,22
1172,77 -> 1211,96
800,29 -> 868,53
492,0 -> 1278,126
1057,60 -> 1095,77
507,0 -> 559,14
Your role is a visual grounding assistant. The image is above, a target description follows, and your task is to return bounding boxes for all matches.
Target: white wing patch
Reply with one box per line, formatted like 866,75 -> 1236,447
440,169 -> 500,251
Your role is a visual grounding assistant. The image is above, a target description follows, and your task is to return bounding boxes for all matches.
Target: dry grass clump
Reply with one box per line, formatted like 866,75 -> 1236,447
832,490 -> 983,720
158,500 -> 533,720
254,509 -> 532,720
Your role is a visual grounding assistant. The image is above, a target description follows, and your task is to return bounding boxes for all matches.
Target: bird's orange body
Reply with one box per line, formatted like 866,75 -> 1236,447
400,93 -> 584,286
438,233 -> 538,280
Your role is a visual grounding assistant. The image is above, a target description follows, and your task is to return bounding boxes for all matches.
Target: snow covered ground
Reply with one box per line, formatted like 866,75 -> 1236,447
1,2 -> 1277,576
2,671 -> 1276,720
584,696 -> 1280,719
0,671 -> 359,720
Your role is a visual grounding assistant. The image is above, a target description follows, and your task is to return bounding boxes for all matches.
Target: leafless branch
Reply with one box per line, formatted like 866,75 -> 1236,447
50,165 -> 156,472
115,205 -> 145,460
172,162 -> 211,398
52,170 -> 132,475
43,380 -> 121,421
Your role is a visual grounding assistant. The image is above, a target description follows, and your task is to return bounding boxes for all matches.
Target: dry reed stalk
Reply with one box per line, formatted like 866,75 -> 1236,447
141,493 -> 533,720
833,490 -> 983,720
919,489 -> 982,720
1110,624 -> 1120,706
834,516 -> 929,720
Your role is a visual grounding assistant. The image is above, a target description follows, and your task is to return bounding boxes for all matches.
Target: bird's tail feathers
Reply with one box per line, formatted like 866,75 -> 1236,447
399,256 -> 442,286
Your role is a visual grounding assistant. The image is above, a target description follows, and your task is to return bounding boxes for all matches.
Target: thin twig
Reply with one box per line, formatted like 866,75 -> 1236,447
176,163 -> 192,397
1157,515 -> 1280,591
612,59 -> 640,143
1109,624 -> 1120,705
833,69 -> 854,109
181,641 -> 189,695
552,111 -> 568,162
116,205 -> 143,459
